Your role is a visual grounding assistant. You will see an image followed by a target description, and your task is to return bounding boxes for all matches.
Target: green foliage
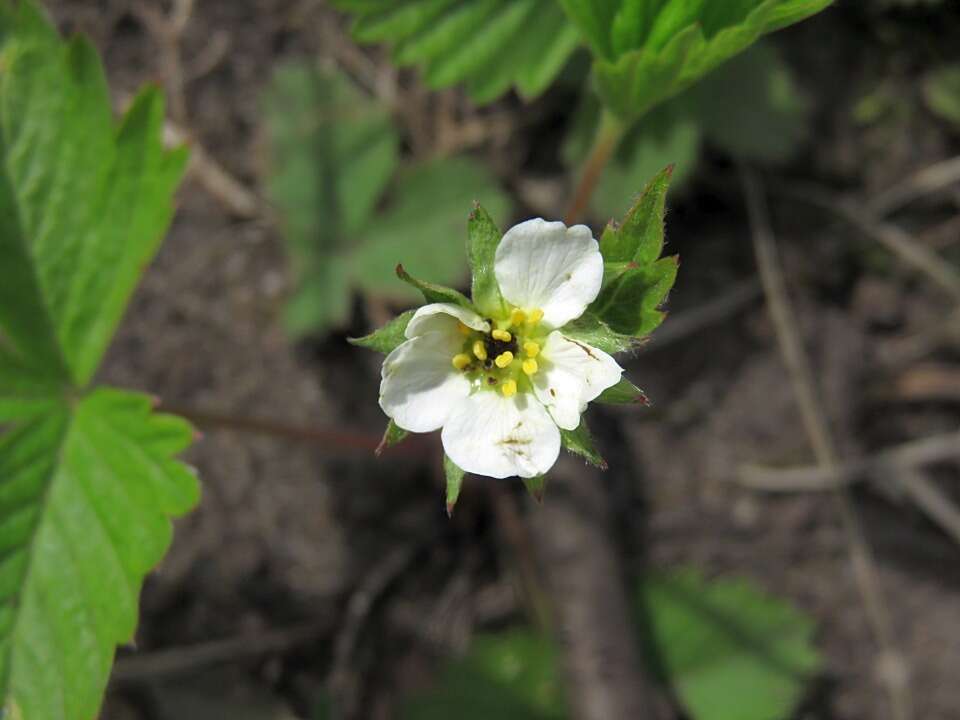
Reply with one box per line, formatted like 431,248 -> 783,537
468,204 -> 507,317
377,419 -> 410,456
348,310 -> 415,355
560,313 -> 637,354
330,0 -> 581,102
640,569 -> 821,720
522,474 -> 548,503
560,420 -> 607,468
397,265 -> 474,307
924,64 -> 960,128
565,0 -> 831,122
0,2 -> 197,717
403,569 -> 820,720
263,64 -> 508,337
595,377 -> 648,404
444,454 -> 465,515
401,629 -> 565,719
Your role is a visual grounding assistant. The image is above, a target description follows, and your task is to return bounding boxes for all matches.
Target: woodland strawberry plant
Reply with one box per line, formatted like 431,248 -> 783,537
0,0 -> 833,717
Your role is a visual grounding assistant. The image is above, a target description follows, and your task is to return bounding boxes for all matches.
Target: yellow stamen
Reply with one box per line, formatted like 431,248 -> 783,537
501,379 -> 517,397
457,322 -> 472,336
494,351 -> 514,368
452,353 -> 471,370
523,341 -> 540,358
473,341 -> 487,361
522,358 -> 538,376
509,309 -> 526,326
527,308 -> 544,326
491,328 -> 512,342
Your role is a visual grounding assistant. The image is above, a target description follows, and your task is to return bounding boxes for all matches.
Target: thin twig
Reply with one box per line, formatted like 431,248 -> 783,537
564,113 -> 624,225
740,166 -> 911,720
869,155 -> 960,216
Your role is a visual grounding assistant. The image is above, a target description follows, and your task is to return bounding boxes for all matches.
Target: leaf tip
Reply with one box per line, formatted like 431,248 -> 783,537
446,500 -> 456,518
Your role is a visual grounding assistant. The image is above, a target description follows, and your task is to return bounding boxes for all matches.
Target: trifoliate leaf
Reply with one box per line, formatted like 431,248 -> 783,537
924,63 -> 960,129
560,420 -> 607,469
348,310 -> 415,355
377,419 -> 410,456
576,0 -> 833,122
332,0 -> 580,103
443,454 -> 465,516
467,203 -> 506,317
396,265 -> 473,308
0,6 -> 197,718
595,377 -> 649,405
639,569 -> 821,720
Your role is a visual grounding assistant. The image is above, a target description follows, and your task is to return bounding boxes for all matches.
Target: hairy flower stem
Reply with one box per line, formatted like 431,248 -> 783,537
564,110 -> 625,225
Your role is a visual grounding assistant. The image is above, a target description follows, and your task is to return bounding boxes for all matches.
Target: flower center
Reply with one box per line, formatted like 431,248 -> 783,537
450,307 -> 546,397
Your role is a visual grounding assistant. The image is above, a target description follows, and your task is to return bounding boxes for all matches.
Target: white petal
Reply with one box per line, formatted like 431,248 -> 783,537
379,331 -> 471,433
441,391 -> 561,479
494,219 -> 603,328
405,302 -> 489,339
532,331 -> 623,430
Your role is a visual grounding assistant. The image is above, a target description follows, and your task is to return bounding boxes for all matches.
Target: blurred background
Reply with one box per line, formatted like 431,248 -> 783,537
48,1 -> 960,718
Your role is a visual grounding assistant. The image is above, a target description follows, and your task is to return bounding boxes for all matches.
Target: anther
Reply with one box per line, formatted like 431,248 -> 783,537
501,379 -> 517,397
473,341 -> 487,361
452,353 -> 471,370
509,309 -> 526,326
494,351 -> 514,368
523,341 -> 540,358
491,328 -> 512,342
522,358 -> 538,376
527,308 -> 544,326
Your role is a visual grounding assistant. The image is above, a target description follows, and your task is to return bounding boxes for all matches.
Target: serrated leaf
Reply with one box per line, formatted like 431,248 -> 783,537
559,313 -> 636,355
0,389 -> 198,720
599,164 -> 673,265
443,454 -> 465,516
560,420 -> 606,469
595,377 -> 648,405
467,204 -> 505,316
586,0 -> 832,122
332,0 -> 580,102
592,256 -> 678,337
400,628 -> 565,719
348,310 -> 415,355
639,569 -> 821,720
377,419 -> 410,456
352,156 -> 509,302
924,63 -> 960,128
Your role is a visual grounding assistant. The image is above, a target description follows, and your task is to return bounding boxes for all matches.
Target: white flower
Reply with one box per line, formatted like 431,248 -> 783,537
379,219 -> 623,479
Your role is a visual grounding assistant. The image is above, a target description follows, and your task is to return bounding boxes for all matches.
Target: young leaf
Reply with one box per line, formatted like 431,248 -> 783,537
377,419 -> 410,456
595,377 -> 649,405
600,164 -> 674,265
639,569 -> 821,720
349,310 -> 415,355
560,420 -> 607,469
331,0 -> 580,103
467,204 -> 505,317
444,454 -> 465,516
0,5 -> 198,718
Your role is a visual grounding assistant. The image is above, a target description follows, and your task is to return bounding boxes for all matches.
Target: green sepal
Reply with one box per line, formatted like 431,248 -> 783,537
396,264 -> 473,308
348,309 -> 414,354
467,203 -> 506,317
560,313 -> 636,355
444,454 -> 465,516
592,256 -> 678,337
522,474 -> 547,503
600,164 -> 673,266
560,420 -> 607,470
596,377 -> 649,406
376,419 -> 409,456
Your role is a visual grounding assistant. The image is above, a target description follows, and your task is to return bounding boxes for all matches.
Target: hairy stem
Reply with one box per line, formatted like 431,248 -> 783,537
564,110 -> 625,225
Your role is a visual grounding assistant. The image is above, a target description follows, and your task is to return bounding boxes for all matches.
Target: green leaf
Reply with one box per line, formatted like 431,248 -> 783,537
592,256 -> 679,337
467,204 -> 505,317
377,419 -> 410,456
400,628 -> 565,720
522,474 -> 548,503
599,164 -> 673,265
639,568 -> 821,720
560,420 -> 607,469
559,313 -> 636,355
348,310 -> 415,355
0,389 -> 198,720
0,6 -> 198,717
332,0 -> 580,102
396,265 -> 473,307
595,377 -> 649,405
351,156 -> 509,303
690,41 -> 807,162
443,454 -> 465,516
924,63 -> 960,128
588,0 -> 833,122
